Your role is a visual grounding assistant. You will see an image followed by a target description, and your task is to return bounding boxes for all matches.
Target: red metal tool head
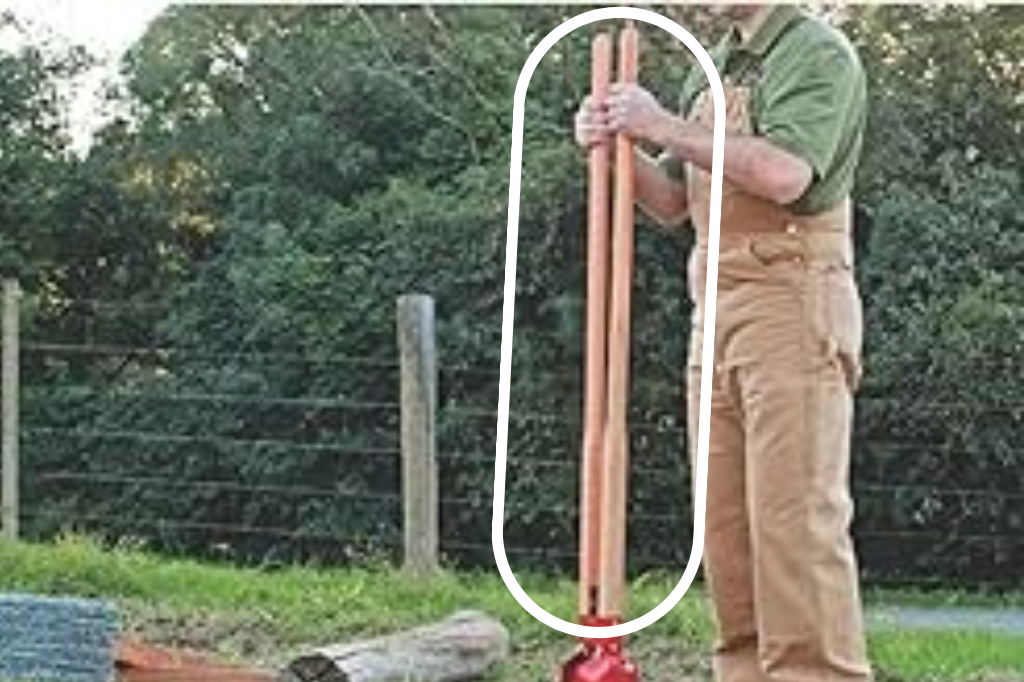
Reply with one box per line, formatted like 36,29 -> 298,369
560,616 -> 639,682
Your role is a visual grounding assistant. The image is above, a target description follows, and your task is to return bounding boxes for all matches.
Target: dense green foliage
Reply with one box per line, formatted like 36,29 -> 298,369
2,6 -> 1021,586
846,7 -> 1023,584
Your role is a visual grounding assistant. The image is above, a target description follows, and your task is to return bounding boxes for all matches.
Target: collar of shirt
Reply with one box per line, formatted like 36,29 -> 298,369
719,5 -> 805,76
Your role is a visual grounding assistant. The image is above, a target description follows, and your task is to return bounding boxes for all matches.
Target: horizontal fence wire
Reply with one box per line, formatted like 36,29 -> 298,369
23,341 -> 1022,410
22,510 -> 398,548
441,451 -> 686,479
22,341 -> 401,371
851,528 -> 1022,544
439,496 -> 686,527
445,540 -> 1018,591
28,471 -> 1017,541
32,471 -> 401,504
25,471 -> 1020,539
24,389 -> 401,413
440,364 -> 502,382
440,540 -> 692,569
857,396 -> 1024,415
443,450 -> 1024,495
442,537 -> 1017,571
445,404 -> 685,434
855,481 -> 1024,503
24,427 -> 399,456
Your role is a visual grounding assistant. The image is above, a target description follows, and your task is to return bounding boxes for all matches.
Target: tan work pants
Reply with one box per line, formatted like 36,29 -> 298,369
687,228 -> 872,682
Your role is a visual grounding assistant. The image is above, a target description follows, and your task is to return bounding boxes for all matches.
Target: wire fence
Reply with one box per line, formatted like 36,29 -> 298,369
3,295 -> 1022,590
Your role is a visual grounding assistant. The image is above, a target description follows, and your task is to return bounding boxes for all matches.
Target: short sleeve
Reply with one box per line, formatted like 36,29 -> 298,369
757,43 -> 862,179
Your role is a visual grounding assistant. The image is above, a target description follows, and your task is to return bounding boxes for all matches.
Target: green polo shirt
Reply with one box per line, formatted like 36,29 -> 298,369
660,6 -> 867,215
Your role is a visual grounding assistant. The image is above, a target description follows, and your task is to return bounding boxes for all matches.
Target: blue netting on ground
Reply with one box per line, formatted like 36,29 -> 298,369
0,594 -> 118,682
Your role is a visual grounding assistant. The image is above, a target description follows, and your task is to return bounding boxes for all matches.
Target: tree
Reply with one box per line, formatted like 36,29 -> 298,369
0,12 -> 85,280
17,5 -> 1022,584
846,5 -> 1024,584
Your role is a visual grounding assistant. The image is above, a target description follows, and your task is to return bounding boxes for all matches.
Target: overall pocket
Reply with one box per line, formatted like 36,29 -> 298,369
807,265 -> 864,392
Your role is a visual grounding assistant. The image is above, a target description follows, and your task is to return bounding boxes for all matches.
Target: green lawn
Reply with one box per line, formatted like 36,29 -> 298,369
0,537 -> 1021,682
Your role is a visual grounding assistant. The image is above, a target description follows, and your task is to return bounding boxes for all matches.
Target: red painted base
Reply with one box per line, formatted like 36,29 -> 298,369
560,616 -> 639,682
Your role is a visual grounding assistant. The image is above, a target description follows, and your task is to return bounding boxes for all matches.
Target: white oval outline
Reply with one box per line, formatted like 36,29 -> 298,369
494,6 -> 725,639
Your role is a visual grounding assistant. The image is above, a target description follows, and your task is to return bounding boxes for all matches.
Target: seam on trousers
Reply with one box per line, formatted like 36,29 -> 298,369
807,265 -> 824,647
810,269 -> 829,681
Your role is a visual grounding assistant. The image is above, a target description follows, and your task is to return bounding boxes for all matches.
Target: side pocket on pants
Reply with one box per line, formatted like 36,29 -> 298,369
809,267 -> 863,393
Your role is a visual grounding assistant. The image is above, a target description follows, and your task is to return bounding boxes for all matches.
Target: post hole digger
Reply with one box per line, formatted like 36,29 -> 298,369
562,22 -> 640,682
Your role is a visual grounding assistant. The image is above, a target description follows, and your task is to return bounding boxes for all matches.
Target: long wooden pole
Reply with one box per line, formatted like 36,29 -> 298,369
579,32 -> 613,619
598,21 -> 638,619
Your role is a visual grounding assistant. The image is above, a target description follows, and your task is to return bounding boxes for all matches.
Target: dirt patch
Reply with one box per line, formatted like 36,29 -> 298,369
120,602 -> 287,667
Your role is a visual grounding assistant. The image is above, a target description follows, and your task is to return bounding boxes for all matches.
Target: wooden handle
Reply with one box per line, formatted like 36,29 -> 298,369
579,30 -> 612,619
598,20 -> 638,619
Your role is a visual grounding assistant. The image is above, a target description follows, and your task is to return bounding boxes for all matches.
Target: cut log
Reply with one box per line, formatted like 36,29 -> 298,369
284,611 -> 509,682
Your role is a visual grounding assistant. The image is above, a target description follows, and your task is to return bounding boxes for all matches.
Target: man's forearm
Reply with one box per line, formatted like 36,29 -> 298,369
650,115 -> 813,207
634,148 -> 689,228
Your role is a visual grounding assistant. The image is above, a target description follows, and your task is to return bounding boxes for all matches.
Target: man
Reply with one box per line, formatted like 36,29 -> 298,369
575,5 -> 871,682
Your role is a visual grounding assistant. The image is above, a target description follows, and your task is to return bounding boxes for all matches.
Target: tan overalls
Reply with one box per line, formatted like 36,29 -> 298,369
685,85 -> 873,682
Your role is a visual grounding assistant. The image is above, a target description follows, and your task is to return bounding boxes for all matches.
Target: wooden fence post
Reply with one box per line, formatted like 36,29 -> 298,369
2,278 -> 20,542
397,294 -> 438,575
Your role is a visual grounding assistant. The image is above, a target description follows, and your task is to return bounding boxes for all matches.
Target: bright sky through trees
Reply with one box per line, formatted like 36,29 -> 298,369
1,0 -> 168,147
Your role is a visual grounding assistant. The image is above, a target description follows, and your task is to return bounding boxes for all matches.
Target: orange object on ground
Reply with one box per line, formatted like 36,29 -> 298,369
115,639 -> 276,682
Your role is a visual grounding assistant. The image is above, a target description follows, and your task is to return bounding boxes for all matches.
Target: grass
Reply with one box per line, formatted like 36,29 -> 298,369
0,537 -> 1021,682
870,630 -> 1024,681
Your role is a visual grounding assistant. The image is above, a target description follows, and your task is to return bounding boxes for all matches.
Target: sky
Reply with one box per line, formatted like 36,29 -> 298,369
1,0 -> 170,147
1,0 -> 168,56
